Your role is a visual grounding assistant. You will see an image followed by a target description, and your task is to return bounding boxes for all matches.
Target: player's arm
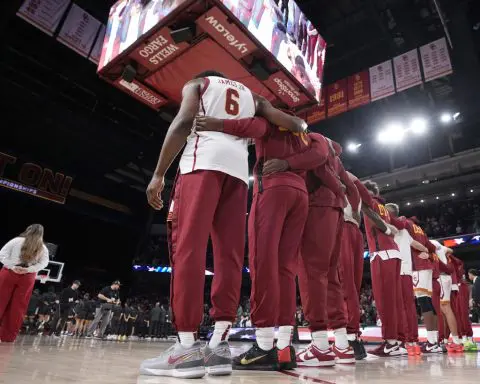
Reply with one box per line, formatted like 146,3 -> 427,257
389,215 -> 407,230
410,239 -> 428,253
337,161 -> 360,209
362,206 -> 390,233
195,116 -> 270,138
253,94 -> 307,133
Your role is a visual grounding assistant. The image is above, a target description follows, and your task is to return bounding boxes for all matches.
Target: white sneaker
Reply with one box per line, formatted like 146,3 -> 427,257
140,341 -> 205,378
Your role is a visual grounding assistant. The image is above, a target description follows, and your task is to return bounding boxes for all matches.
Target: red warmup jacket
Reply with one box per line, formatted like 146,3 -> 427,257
222,117 -> 329,194
403,218 -> 437,271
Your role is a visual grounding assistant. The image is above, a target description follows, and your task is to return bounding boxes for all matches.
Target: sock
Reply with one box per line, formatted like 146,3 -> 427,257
178,332 -> 195,348
312,330 -> 329,351
452,335 -> 461,345
443,338 -> 448,344
334,328 -> 349,349
468,336 -> 473,342
276,326 -> 293,350
427,331 -> 436,344
433,331 -> 439,343
462,336 -> 468,343
387,339 -> 397,345
209,321 -> 231,348
256,327 -> 275,351
347,334 -> 356,342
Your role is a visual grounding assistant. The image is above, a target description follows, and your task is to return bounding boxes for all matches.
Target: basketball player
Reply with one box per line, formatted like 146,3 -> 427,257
430,240 -> 463,352
142,71 -> 307,378
194,115 -> 329,371
403,217 -> 443,353
385,204 -> 429,356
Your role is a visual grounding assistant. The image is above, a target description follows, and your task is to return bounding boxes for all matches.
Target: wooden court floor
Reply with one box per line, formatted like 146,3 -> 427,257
0,336 -> 479,384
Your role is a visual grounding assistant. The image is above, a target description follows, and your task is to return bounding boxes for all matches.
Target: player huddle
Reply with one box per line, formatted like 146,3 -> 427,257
142,72 -> 475,379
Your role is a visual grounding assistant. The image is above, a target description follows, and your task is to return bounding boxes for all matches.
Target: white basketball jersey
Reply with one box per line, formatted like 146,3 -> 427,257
394,229 -> 414,276
431,240 -> 448,265
180,76 -> 256,184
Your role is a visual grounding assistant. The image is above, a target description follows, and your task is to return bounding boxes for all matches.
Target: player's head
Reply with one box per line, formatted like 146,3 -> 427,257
385,203 -> 399,217
363,180 -> 379,196
468,268 -> 478,282
195,70 -> 227,79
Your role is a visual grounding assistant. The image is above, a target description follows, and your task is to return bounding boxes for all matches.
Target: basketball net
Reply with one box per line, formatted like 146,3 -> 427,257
39,274 -> 48,284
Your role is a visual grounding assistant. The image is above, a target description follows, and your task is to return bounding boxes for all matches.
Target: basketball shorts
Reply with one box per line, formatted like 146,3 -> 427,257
412,269 -> 433,298
438,275 -> 452,304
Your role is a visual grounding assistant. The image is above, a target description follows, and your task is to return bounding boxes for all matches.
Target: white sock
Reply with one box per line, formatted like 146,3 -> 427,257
347,334 -> 357,342
452,335 -> 461,345
468,336 -> 473,343
209,321 -> 231,348
427,331 -> 436,344
312,330 -> 329,351
443,338 -> 448,344
462,336 -> 468,343
387,339 -> 397,345
178,332 -> 195,348
276,326 -> 293,350
256,327 -> 275,351
433,331 -> 439,343
334,328 -> 349,349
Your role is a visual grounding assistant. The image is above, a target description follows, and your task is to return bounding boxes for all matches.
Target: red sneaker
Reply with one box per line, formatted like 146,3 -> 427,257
278,346 -> 297,370
414,344 -> 422,356
406,344 -> 416,357
370,341 -> 403,357
296,344 -> 336,367
332,345 -> 355,364
446,343 -> 464,353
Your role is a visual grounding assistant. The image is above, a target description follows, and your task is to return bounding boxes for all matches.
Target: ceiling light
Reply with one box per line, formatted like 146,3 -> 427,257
451,193 -> 455,197
377,123 -> 405,144
453,112 -> 461,120
422,180 -> 429,184
470,189 -> 474,193
406,202 -> 411,206
410,118 -> 428,134
420,199 -> 424,203
386,184 -> 390,187
347,142 -> 362,153
436,196 -> 439,200
440,113 -> 452,123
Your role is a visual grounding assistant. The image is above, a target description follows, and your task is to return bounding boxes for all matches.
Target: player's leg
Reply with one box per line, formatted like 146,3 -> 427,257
432,279 -> 445,350
233,188 -> 287,371
207,175 -> 248,375
439,276 -> 463,352
276,188 -> 308,369
297,207 -> 341,367
401,275 -> 419,354
396,274 -> 409,354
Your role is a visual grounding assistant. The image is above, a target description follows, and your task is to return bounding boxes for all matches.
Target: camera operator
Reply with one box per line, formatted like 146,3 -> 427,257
51,280 -> 81,336
86,280 -> 121,339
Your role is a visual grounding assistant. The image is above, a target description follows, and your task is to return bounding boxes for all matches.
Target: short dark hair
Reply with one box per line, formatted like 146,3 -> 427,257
385,203 -> 399,216
468,269 -> 478,276
195,70 -> 227,79
363,180 -> 379,196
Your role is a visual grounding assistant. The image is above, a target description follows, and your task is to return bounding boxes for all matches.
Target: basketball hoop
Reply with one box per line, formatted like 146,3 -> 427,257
38,274 -> 48,284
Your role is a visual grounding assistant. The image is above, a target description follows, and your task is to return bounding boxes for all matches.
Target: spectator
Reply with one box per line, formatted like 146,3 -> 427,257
86,280 -> 121,339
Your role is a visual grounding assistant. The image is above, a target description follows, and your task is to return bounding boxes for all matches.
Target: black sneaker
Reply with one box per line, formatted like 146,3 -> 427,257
233,343 -> 279,371
278,345 -> 297,370
349,339 -> 367,360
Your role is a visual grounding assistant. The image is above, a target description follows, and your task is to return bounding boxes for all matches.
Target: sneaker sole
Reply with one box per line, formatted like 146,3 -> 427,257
336,357 -> 356,364
297,360 -> 335,367
140,367 -> 206,378
279,362 -> 297,370
233,364 -> 280,371
206,364 -> 232,376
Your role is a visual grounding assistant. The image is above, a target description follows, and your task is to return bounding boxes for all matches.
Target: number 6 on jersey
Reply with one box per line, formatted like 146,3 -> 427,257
225,88 -> 240,116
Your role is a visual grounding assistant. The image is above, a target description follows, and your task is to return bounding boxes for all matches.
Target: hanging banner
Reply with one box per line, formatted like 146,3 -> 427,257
17,0 -> 71,36
263,71 -> 310,108
57,4 -> 101,57
327,79 -> 347,117
369,60 -> 395,101
89,25 -> 106,64
114,78 -> 167,110
393,48 -> 422,92
306,91 -> 326,124
347,71 -> 370,110
420,37 -> 453,82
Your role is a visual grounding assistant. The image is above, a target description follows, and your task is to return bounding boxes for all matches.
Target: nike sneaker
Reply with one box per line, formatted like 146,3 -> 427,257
296,344 -> 336,367
463,341 -> 478,352
421,342 -> 443,354
370,341 -> 403,357
397,342 -> 408,355
332,344 -> 356,364
204,341 -> 232,376
446,343 -> 464,353
139,341 -> 205,378
233,342 -> 279,371
349,339 -> 367,360
278,345 -> 297,370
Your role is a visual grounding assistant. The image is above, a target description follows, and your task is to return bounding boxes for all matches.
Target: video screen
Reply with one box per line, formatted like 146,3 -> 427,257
220,0 -> 326,101
98,0 -> 187,70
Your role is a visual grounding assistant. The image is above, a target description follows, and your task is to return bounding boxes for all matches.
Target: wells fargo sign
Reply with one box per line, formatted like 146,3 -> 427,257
0,152 -> 73,204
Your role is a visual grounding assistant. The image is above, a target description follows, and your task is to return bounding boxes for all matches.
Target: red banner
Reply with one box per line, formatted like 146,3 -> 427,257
129,27 -> 190,72
327,80 -> 347,117
263,71 -> 310,108
114,79 -> 167,110
347,71 -> 370,110
196,7 -> 257,60
306,92 -> 326,124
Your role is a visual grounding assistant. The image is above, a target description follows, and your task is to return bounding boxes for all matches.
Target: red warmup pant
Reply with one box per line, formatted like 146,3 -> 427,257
338,222 -> 364,336
432,279 -> 445,340
370,257 -> 401,340
400,275 -> 418,342
457,284 -> 473,337
249,186 -> 308,327
299,206 -> 346,331
168,171 -> 247,332
0,268 -> 37,342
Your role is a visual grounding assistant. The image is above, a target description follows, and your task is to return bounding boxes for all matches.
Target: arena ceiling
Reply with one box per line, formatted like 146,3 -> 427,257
1,0 -> 480,225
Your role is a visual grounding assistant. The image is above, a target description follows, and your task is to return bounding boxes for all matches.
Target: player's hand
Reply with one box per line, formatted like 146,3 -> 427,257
386,224 -> 398,236
147,175 -> 165,210
13,267 -> 27,274
194,115 -> 223,132
263,159 -> 289,175
418,252 -> 430,260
